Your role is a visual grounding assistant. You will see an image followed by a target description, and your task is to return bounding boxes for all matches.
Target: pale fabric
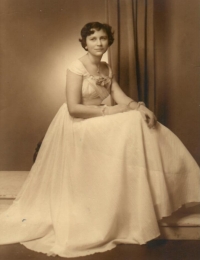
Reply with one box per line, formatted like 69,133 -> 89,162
0,60 -> 199,258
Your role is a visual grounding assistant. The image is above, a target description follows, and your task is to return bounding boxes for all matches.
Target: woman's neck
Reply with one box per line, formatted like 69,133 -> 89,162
87,53 -> 102,66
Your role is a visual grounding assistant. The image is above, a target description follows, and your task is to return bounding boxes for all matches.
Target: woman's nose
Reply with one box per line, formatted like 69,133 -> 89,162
97,39 -> 102,45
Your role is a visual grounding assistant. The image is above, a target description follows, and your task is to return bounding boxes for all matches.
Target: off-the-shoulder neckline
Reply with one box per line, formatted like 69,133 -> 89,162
77,59 -> 112,78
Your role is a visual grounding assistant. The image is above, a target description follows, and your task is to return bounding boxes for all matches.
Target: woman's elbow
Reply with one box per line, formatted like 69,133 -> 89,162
68,106 -> 76,117
67,104 -> 79,118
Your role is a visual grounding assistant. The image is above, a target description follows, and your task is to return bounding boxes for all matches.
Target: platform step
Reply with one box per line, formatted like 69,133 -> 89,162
0,171 -> 28,198
159,226 -> 200,240
0,199 -> 13,213
160,204 -> 200,227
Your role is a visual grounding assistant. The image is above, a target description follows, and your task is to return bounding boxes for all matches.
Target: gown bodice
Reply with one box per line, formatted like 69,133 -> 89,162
68,60 -> 113,105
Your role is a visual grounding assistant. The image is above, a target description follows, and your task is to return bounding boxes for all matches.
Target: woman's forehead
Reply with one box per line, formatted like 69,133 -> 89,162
89,28 -> 107,36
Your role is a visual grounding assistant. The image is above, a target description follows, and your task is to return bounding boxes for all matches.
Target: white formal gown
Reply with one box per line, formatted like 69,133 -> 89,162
0,60 -> 199,258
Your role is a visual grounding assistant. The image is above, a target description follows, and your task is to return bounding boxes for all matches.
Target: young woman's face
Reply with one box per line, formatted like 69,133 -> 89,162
85,29 -> 109,56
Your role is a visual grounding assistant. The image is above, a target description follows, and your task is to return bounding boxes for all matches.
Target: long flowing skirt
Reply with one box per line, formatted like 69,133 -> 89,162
0,103 -> 199,258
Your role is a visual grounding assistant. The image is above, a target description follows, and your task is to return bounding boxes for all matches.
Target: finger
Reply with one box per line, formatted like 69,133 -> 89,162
148,116 -> 155,128
152,123 -> 156,129
148,112 -> 157,127
140,112 -> 147,121
152,116 -> 158,128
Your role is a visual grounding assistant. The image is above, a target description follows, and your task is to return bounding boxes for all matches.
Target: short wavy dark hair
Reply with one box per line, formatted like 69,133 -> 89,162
79,22 -> 114,50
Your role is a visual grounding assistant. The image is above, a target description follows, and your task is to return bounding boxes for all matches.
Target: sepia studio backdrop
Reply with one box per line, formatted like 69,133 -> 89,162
0,0 -> 199,170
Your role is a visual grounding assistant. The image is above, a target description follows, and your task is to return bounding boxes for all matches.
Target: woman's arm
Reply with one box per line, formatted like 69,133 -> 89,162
66,71 -> 130,118
110,77 -> 138,108
111,77 -> 157,128
66,70 -> 103,118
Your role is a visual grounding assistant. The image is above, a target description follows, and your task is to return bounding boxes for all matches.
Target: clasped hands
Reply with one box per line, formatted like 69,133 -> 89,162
136,104 -> 157,129
102,103 -> 157,129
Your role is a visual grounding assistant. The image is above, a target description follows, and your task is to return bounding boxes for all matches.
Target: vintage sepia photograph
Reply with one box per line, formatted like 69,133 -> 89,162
0,0 -> 200,259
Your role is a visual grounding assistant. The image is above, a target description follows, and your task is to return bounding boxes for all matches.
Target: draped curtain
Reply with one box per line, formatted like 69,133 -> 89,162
106,0 -> 155,111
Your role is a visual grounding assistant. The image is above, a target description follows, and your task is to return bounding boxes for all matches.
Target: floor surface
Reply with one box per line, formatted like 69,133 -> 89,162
0,240 -> 200,260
